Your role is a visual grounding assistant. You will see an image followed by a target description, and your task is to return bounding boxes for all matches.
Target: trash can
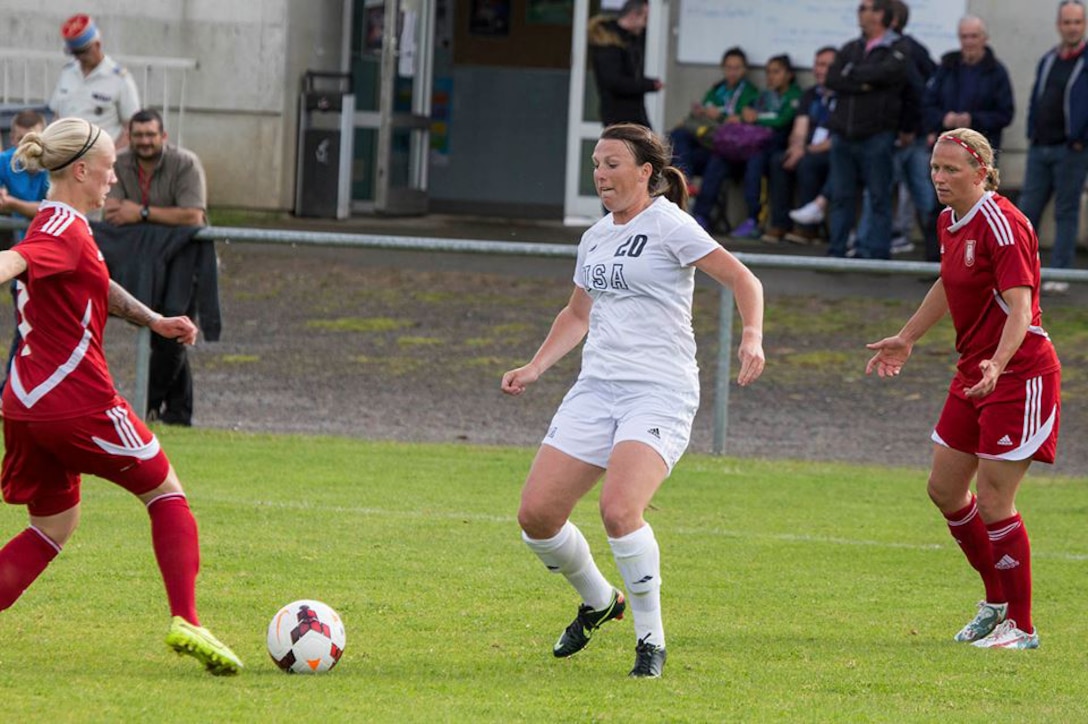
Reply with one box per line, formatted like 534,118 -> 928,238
295,72 -> 354,219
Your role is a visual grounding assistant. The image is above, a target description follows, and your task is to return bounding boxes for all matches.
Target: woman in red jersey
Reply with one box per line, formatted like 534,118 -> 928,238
866,128 -> 1060,650
0,118 -> 243,674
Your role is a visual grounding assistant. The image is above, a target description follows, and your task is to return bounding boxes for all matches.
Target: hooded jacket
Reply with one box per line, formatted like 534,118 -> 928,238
588,15 -> 659,128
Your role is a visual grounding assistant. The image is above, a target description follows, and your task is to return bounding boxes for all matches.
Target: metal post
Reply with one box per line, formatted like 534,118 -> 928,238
712,286 -> 735,455
375,0 -> 399,212
133,327 -> 151,420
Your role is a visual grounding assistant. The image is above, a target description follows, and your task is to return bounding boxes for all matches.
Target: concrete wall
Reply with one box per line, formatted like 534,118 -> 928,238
0,0 -> 343,211
0,1 -> 1072,215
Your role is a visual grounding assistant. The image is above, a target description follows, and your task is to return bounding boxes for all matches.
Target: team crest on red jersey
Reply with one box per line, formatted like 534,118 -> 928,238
964,240 -> 976,267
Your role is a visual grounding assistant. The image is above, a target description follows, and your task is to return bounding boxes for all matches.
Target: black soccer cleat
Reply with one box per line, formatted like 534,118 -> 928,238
552,589 -> 626,658
628,634 -> 666,678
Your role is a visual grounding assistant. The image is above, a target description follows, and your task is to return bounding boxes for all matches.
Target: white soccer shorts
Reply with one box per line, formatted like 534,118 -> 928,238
542,378 -> 698,471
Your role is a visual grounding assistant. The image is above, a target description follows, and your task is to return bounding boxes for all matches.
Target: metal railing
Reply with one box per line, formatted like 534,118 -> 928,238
3,216 -> 1088,453
0,49 -> 197,145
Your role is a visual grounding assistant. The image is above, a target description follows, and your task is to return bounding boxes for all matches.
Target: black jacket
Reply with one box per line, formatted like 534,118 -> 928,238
900,33 -> 936,135
588,16 -> 658,128
826,31 -> 914,140
93,222 -> 221,341
923,47 -> 1015,150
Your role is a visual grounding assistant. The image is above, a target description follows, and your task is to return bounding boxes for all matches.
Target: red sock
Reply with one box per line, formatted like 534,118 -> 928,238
943,496 -> 1004,603
987,513 -> 1032,633
147,494 -> 201,625
0,527 -> 61,611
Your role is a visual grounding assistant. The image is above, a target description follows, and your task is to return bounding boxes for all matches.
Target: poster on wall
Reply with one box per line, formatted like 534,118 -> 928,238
469,0 -> 511,36
430,76 -> 453,167
527,0 -> 573,25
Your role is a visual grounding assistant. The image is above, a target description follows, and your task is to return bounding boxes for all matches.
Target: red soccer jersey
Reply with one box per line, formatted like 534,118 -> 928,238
2,201 -> 119,420
938,192 -> 1060,387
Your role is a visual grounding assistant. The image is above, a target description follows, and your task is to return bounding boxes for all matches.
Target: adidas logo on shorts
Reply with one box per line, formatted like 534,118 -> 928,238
647,427 -> 660,439
996,435 -> 1014,446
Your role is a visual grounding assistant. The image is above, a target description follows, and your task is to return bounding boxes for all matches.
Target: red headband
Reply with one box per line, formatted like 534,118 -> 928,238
939,134 -> 987,169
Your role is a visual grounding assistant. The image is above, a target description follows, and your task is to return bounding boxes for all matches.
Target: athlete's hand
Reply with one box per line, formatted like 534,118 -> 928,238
964,359 -> 1002,399
151,315 -> 198,345
736,332 -> 765,386
501,363 -> 541,396
866,335 -> 912,377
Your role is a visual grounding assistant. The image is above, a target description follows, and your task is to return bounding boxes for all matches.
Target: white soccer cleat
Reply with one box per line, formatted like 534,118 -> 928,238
971,619 -> 1039,650
954,601 -> 1007,642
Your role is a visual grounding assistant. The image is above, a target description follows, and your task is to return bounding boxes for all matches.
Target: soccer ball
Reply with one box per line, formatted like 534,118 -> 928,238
267,599 -> 346,674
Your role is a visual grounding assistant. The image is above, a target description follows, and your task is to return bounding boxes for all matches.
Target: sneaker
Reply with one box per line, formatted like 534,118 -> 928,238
784,227 -> 820,245
628,634 -> 667,678
954,601 -> 1007,642
971,619 -> 1039,650
731,218 -> 760,239
1042,280 -> 1070,295
552,590 -> 626,658
789,200 -> 825,225
166,616 -> 245,675
891,235 -> 916,255
761,226 -> 787,243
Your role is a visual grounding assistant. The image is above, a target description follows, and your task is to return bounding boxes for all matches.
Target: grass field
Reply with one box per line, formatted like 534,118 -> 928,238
2,430 -> 1087,722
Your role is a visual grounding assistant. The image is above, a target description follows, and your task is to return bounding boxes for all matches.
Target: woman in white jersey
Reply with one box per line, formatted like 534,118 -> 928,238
501,123 -> 765,677
867,128 -> 1060,650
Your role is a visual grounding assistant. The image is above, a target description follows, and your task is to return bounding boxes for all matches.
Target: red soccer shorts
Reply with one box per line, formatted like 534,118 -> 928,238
932,371 -> 1060,464
2,397 -> 170,517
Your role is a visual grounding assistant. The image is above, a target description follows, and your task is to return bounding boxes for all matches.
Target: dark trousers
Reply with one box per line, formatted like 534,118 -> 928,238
149,336 -> 193,425
829,131 -> 896,258
669,128 -> 712,178
795,151 -> 831,208
1018,143 -> 1088,269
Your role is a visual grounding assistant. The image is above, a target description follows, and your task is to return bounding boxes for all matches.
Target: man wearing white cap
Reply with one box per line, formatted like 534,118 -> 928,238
48,14 -> 140,149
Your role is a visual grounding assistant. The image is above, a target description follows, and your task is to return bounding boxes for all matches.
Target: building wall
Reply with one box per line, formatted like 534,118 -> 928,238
0,0 -> 343,211
427,66 -> 568,218
0,1 -> 1073,215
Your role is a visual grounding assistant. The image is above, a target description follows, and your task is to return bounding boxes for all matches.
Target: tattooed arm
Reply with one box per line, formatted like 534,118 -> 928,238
108,280 -> 198,344
108,280 -> 160,326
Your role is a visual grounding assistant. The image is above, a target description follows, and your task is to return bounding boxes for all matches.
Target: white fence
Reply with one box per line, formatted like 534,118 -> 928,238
0,49 -> 197,145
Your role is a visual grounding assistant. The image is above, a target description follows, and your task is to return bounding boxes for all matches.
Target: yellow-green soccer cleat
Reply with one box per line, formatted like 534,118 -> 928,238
166,616 -> 245,675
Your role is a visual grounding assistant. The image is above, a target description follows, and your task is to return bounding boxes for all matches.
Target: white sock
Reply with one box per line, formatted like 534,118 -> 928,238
609,523 -> 664,648
523,521 -> 614,611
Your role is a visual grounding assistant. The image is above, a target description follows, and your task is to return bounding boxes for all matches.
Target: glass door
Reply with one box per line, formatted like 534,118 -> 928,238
563,0 -> 668,224
346,0 -> 435,214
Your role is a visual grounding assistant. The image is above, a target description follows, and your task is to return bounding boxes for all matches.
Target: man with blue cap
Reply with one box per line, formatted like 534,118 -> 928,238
49,14 -> 140,149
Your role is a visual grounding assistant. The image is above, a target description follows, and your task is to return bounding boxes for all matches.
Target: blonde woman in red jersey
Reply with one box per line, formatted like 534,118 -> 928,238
866,128 -> 1060,650
0,118 -> 243,673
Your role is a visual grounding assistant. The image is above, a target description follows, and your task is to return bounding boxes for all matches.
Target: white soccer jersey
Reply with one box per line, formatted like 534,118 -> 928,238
573,196 -> 721,391
49,55 -> 140,142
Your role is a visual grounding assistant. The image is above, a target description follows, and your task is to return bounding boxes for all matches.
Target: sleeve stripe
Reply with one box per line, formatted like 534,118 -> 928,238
979,197 -> 1015,247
